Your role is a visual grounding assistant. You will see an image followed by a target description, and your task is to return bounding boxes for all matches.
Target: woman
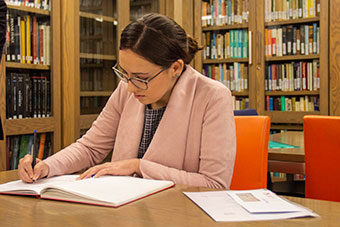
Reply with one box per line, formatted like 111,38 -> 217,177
18,13 -> 236,189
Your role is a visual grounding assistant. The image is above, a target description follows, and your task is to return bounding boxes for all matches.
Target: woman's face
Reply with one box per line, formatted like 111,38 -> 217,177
118,49 -> 182,109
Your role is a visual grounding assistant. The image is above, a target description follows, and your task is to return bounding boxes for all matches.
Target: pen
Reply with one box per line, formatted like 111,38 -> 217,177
32,130 -> 38,169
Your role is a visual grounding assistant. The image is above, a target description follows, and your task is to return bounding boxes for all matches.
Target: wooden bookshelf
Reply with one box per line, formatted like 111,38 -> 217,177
256,0 -> 329,125
232,91 -> 249,97
202,23 -> 249,31
193,0 -> 330,127
80,114 -> 98,130
0,1 -> 61,171
79,53 -> 116,61
5,62 -> 50,70
203,58 -> 249,64
266,54 -> 320,61
7,4 -> 50,15
79,11 -> 117,23
80,91 -> 113,97
265,91 -> 319,96
265,17 -> 319,26
60,0 -> 129,147
193,0 -> 256,110
5,118 -> 56,136
60,0 -> 173,147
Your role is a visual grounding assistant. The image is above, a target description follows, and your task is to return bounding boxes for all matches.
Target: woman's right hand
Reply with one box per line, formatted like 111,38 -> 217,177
18,154 -> 49,183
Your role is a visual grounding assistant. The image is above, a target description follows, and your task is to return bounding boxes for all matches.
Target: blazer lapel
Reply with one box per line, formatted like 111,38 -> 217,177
112,96 -> 145,161
143,66 -> 198,169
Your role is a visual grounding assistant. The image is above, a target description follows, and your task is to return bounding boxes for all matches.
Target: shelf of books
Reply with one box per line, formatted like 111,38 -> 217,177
61,0 -> 130,146
258,0 -> 328,129
0,0 -> 61,171
79,0 -> 119,138
130,0 -> 161,21
195,0 -> 256,111
77,0 -> 164,140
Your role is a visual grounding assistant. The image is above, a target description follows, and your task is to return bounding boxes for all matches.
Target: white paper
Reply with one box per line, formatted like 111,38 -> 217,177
0,175 -> 78,195
44,176 -> 174,206
226,189 -> 303,213
184,190 -> 319,222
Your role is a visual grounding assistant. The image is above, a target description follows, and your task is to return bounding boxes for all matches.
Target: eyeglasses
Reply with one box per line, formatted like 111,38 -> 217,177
112,62 -> 166,90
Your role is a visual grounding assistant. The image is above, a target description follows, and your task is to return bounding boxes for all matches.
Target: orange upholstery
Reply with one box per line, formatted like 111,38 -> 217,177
230,116 -> 271,190
303,115 -> 340,202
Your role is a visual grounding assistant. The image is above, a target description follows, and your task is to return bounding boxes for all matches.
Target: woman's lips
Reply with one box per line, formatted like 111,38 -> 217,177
134,94 -> 144,99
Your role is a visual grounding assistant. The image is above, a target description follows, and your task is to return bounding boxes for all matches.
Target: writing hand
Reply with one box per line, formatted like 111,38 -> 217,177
18,154 -> 49,183
77,159 -> 141,180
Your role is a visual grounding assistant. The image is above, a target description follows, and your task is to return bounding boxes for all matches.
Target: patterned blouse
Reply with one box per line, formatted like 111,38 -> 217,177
138,105 -> 166,158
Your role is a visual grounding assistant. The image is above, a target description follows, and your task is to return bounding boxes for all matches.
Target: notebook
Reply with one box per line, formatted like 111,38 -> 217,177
0,175 -> 175,207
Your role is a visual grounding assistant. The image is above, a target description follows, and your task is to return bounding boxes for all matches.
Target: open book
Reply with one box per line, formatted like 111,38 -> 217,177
0,175 -> 174,207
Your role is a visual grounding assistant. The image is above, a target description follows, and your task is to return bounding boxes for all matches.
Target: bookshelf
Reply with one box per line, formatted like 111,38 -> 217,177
257,0 -> 329,128
193,0 -> 257,111
61,0 -> 126,147
130,0 -> 163,21
61,0 -> 169,147
0,1 -> 61,171
193,0 -> 329,130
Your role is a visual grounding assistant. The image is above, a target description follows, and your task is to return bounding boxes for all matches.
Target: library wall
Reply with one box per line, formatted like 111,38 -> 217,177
329,0 -> 340,116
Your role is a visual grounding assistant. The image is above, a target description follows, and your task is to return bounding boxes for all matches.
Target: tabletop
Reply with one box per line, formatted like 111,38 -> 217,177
1,170 -> 340,226
268,131 -> 305,162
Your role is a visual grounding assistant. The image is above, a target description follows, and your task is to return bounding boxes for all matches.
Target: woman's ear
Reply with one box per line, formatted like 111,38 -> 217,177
170,59 -> 185,78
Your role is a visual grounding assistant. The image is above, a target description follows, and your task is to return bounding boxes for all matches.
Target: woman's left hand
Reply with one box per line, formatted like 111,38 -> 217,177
77,159 -> 141,180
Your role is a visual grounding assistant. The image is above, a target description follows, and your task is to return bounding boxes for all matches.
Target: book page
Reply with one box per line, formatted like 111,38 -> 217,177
41,176 -> 174,207
0,175 -> 79,195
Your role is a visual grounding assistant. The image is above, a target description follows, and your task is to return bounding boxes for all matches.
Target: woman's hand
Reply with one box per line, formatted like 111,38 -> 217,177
77,159 -> 141,180
18,154 -> 49,183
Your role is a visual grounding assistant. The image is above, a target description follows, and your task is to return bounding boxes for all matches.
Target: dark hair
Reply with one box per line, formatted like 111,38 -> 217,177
120,13 -> 202,68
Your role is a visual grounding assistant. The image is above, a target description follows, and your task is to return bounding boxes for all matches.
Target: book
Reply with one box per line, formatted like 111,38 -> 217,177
0,175 -> 175,208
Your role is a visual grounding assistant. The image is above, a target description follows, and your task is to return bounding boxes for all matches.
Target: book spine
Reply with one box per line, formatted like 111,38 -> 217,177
11,73 -> 18,119
24,74 -> 31,118
6,74 -> 13,119
16,74 -> 25,119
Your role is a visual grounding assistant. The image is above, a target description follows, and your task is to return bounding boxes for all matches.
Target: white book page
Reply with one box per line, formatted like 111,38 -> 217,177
184,191 -> 318,222
41,176 -> 174,206
0,175 -> 79,195
226,189 -> 303,213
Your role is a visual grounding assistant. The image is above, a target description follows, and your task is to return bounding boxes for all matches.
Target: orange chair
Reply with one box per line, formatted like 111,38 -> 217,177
230,116 -> 271,190
303,115 -> 340,202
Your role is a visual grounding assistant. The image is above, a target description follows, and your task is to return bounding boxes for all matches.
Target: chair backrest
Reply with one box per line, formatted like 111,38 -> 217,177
233,109 -> 258,116
230,116 -> 271,190
303,115 -> 340,202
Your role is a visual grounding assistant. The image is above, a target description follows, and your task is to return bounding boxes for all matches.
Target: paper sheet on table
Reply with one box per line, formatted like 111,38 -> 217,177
184,190 -> 319,222
226,189 -> 303,213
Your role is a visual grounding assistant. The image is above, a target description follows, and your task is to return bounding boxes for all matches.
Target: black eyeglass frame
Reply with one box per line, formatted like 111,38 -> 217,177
112,62 -> 167,90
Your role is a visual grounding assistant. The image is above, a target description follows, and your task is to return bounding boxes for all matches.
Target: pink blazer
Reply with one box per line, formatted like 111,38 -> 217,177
44,66 -> 236,189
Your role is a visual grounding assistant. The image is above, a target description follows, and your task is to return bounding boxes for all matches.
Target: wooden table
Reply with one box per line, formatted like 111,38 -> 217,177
268,131 -> 305,163
267,131 -> 305,196
1,171 -> 340,226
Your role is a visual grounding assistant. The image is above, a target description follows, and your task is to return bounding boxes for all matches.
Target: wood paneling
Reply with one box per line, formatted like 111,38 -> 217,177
0,56 -> 6,170
329,0 -> 340,115
61,0 -> 80,147
51,0 -> 61,153
319,0 -> 329,115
